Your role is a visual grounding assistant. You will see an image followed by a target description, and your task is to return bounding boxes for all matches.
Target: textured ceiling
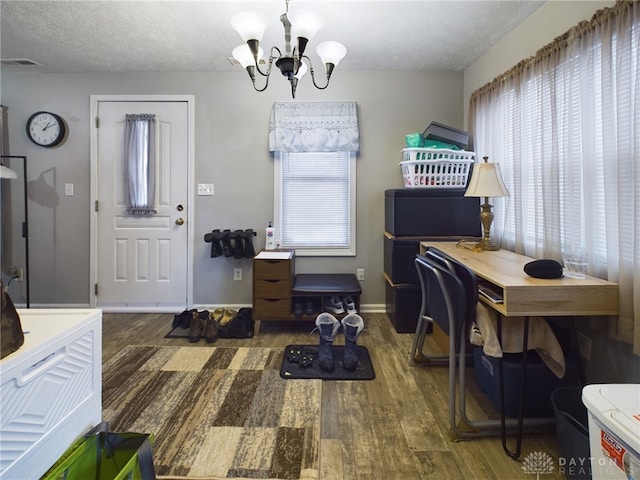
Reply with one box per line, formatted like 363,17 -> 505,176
0,1 -> 545,74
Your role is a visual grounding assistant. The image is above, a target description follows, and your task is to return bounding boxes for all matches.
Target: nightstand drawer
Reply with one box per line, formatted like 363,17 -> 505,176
254,259 -> 292,279
254,278 -> 291,298
254,298 -> 291,319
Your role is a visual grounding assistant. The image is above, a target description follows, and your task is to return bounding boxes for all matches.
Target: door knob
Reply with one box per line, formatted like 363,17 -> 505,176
175,218 -> 185,226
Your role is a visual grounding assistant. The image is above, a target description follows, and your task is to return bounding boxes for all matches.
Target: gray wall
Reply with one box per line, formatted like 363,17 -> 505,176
1,69 -> 463,308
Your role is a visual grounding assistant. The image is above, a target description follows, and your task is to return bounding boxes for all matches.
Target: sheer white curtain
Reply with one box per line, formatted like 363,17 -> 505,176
469,1 -> 640,352
124,114 -> 157,215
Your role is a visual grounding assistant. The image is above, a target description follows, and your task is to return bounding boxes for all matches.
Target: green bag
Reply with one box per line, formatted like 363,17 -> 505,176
42,423 -> 156,480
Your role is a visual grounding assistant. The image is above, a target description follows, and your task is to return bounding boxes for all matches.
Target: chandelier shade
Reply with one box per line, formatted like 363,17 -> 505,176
316,41 -> 347,67
230,0 -> 346,98
232,44 -> 264,69
230,12 -> 268,43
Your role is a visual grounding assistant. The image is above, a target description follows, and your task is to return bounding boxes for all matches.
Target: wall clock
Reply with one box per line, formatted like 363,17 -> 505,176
25,111 -> 66,147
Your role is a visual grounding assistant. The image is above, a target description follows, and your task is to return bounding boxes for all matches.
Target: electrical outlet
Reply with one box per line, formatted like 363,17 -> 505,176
356,268 -> 365,281
233,268 -> 242,281
8,266 -> 23,282
577,331 -> 592,361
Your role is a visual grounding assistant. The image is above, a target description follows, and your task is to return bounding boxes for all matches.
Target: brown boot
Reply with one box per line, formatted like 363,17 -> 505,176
189,310 -> 205,342
204,311 -> 219,343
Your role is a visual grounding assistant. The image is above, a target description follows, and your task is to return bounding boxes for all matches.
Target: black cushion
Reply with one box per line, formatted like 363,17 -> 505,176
292,274 -> 362,295
524,259 -> 564,279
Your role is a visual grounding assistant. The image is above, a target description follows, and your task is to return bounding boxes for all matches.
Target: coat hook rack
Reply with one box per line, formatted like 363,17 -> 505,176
204,229 -> 256,259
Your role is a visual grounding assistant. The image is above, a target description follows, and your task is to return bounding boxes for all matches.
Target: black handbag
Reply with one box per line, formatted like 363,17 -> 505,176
1,287 -> 24,359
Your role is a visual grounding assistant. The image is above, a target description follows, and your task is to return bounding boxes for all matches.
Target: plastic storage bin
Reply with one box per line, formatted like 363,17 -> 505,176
473,346 -> 580,418
400,148 -> 475,189
582,384 -> 640,480
0,309 -> 102,480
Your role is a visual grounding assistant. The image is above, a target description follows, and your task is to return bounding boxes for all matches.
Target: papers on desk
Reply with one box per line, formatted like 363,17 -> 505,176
255,251 -> 293,260
478,285 -> 504,304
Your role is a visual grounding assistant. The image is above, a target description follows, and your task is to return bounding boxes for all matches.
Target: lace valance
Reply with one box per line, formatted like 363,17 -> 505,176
268,102 -> 360,153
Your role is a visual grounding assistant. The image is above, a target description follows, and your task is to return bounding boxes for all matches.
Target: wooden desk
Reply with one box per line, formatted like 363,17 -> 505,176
419,241 -> 619,457
420,241 -> 619,318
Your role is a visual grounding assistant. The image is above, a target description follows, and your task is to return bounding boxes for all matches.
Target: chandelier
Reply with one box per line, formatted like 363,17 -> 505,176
230,0 -> 347,98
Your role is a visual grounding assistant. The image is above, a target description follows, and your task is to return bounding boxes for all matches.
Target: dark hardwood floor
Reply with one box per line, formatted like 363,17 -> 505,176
102,311 -> 567,480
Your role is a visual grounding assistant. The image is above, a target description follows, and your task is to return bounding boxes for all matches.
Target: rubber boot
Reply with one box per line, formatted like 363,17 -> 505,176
213,230 -> 226,258
230,230 -> 244,259
341,314 -> 364,371
221,230 -> 233,257
242,229 -> 256,258
315,313 -> 341,372
204,230 -> 222,257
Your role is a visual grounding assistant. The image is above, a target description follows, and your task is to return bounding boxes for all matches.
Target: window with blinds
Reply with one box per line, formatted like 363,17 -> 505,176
471,3 -> 640,348
274,151 -> 356,256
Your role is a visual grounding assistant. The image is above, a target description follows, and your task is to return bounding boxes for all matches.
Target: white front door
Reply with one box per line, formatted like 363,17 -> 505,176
91,97 -> 192,311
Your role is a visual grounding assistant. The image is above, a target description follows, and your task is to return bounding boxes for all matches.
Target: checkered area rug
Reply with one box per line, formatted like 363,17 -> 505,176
102,345 -> 321,479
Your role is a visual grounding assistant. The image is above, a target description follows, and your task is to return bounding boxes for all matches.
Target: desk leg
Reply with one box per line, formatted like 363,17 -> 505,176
569,317 -> 587,386
498,314 -> 530,459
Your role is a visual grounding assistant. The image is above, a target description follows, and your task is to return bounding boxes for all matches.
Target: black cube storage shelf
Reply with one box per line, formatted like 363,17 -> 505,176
383,188 -> 482,334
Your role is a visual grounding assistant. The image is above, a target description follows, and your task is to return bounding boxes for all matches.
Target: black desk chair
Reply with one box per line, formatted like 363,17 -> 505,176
411,247 -> 478,365
412,247 -> 553,443
411,254 -> 474,438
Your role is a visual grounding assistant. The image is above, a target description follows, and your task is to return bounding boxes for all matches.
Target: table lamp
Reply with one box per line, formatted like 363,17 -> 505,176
464,156 -> 509,251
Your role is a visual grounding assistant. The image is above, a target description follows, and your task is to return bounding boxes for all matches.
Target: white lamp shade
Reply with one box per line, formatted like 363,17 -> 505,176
295,60 -> 308,80
316,41 -> 347,66
230,11 -> 268,42
232,44 -> 264,68
0,164 -> 17,179
464,162 -> 509,198
290,9 -> 324,40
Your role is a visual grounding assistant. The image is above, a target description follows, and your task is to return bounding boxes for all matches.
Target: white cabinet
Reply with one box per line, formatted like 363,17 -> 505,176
0,309 -> 102,479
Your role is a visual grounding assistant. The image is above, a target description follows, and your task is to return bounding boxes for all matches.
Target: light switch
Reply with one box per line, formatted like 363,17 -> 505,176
64,183 -> 74,196
197,183 -> 214,196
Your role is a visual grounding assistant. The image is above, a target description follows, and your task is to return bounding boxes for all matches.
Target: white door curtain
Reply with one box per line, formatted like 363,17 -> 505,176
124,113 -> 157,216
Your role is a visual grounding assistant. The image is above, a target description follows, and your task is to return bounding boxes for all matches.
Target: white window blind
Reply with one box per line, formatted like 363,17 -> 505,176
274,151 -> 355,256
470,2 -> 640,350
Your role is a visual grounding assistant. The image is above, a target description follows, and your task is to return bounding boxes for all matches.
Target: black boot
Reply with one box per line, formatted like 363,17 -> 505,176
213,230 -> 227,258
230,230 -> 244,259
242,229 -> 256,258
341,314 -> 364,371
314,313 -> 341,372
204,230 -> 222,257
221,230 -> 233,257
